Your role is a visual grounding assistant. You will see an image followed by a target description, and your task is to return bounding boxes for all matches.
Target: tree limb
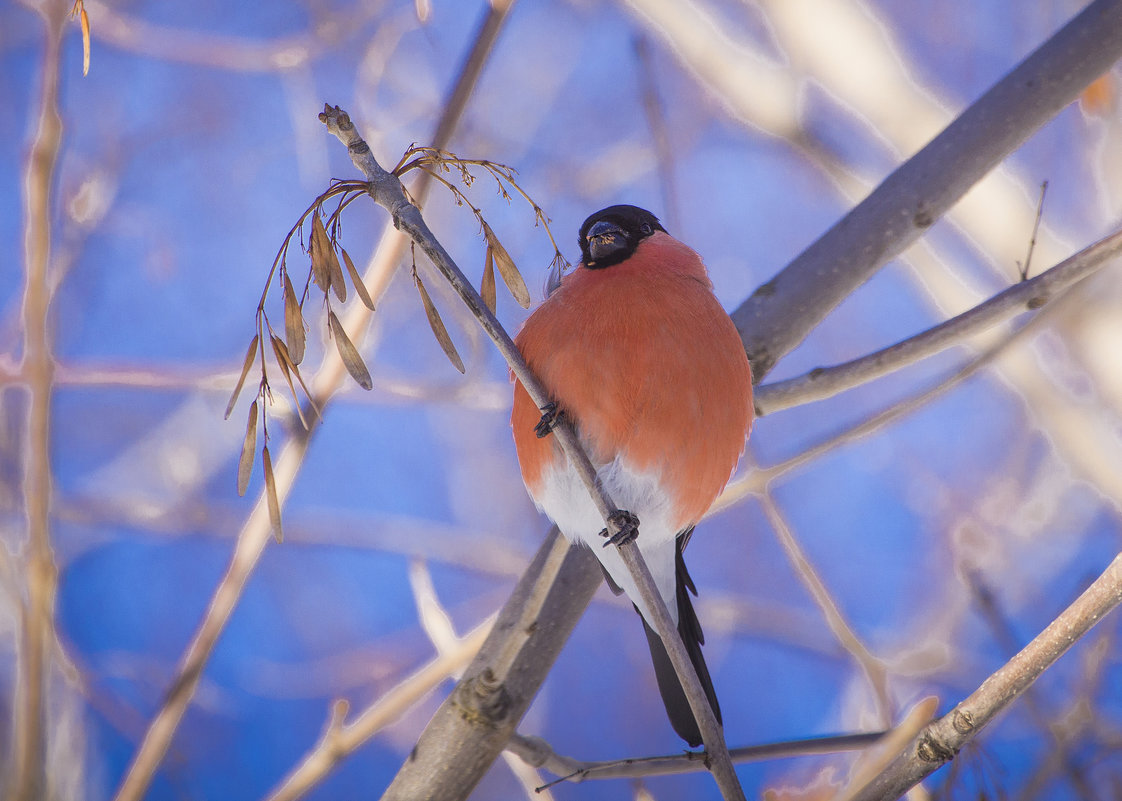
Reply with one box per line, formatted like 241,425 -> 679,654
732,0 -> 1122,380
847,552 -> 1122,801
318,104 -> 747,800
754,225 -> 1122,415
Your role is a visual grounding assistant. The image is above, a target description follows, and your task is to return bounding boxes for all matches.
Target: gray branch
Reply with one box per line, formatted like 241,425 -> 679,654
848,553 -> 1122,801
733,0 -> 1122,381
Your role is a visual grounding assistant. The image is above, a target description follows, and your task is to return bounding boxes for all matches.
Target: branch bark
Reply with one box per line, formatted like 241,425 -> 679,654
731,0 -> 1122,380
754,225 -> 1122,415
847,553 -> 1122,801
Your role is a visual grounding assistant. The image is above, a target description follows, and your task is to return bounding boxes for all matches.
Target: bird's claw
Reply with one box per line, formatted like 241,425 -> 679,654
535,402 -> 564,438
600,510 -> 640,547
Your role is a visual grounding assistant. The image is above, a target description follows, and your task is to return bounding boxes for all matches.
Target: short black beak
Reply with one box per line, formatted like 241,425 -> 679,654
587,220 -> 627,263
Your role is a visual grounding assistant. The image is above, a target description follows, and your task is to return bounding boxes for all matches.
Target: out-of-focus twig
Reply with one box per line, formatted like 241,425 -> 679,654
760,492 -> 893,727
12,3 -> 67,800
263,614 -> 495,801
108,4 -> 514,798
730,0 -> 1122,379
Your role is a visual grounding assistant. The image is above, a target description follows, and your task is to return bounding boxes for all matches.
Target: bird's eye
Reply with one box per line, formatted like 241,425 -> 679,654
639,222 -> 652,235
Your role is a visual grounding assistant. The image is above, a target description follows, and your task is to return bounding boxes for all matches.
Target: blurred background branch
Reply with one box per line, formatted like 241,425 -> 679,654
4,1 -> 1122,800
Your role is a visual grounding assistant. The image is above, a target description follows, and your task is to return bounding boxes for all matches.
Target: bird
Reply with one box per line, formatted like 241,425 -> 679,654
510,204 -> 753,746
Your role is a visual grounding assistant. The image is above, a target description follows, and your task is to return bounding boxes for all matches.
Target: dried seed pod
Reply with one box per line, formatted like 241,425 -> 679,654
225,334 -> 260,419
415,274 -> 465,374
483,222 -> 530,308
262,445 -> 283,543
237,401 -> 258,496
481,246 -> 497,314
310,213 -> 340,297
328,311 -> 373,390
283,273 -> 306,365
270,336 -> 310,429
342,248 -> 376,310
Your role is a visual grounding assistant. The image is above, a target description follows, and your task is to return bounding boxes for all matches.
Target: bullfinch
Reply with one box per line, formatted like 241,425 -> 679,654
511,204 -> 753,746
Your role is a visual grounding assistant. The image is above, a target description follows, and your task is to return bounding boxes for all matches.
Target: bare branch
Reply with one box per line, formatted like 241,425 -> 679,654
848,553 -> 1122,801
12,3 -> 66,800
507,730 -> 887,784
319,104 -> 746,799
754,226 -> 1122,415
263,615 -> 494,801
730,0 -> 1122,379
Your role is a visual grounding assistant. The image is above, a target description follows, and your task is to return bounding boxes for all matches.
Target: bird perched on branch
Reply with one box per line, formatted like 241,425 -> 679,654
511,204 -> 753,746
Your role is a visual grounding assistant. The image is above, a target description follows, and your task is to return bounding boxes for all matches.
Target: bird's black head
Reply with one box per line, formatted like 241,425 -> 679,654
578,205 -> 666,269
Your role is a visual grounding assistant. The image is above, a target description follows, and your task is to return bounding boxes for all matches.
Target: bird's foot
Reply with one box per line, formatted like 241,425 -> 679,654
600,510 -> 640,547
535,402 -> 565,438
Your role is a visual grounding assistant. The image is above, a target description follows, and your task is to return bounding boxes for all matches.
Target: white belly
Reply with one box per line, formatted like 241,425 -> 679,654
532,455 -> 681,626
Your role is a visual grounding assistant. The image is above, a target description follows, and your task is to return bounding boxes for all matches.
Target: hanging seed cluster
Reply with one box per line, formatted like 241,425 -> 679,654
226,145 -> 570,543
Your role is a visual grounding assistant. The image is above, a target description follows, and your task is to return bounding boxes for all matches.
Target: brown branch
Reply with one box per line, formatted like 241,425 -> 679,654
12,3 -> 66,800
263,615 -> 495,801
318,105 -> 746,800
848,552 -> 1122,801
754,226 -> 1122,415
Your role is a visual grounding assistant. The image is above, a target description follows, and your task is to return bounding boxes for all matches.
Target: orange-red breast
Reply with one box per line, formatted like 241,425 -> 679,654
511,205 -> 753,745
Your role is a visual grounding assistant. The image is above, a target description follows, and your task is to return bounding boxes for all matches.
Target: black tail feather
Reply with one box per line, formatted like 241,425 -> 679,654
639,540 -> 721,747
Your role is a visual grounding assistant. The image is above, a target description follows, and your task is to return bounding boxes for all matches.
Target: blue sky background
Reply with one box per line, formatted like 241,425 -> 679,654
3,0 -> 1122,799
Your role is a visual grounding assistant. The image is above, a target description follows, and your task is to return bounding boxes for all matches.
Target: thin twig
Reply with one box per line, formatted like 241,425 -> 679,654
263,615 -> 494,801
847,552 -> 1122,801
1018,181 -> 1049,281
760,492 -> 893,727
319,104 -> 747,801
12,4 -> 66,800
507,730 -> 887,784
754,224 -> 1122,415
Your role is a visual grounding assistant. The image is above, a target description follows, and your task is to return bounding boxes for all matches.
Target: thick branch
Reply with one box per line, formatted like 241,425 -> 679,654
848,553 -> 1122,801
733,0 -> 1122,380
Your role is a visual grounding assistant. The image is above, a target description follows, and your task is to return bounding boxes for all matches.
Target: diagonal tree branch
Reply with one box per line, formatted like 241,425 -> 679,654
731,0 -> 1122,380
318,105 -> 746,800
847,552 -> 1122,801
754,225 -> 1122,415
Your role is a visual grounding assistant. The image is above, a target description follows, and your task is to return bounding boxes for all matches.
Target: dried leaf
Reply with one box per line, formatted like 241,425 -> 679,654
309,213 -> 335,295
283,273 -> 306,365
225,334 -> 260,419
237,401 -> 258,496
415,274 -> 465,374
327,242 -> 347,304
481,246 -> 497,314
262,445 -> 283,543
342,248 -> 376,310
483,223 -> 530,308
270,336 -> 310,429
79,6 -> 91,76
328,311 -> 373,390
